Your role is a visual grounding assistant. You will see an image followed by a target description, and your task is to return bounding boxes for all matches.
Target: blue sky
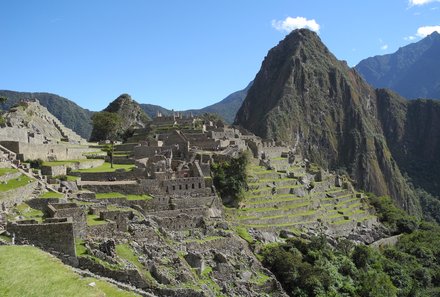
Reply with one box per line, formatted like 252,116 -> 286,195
1,0 -> 439,111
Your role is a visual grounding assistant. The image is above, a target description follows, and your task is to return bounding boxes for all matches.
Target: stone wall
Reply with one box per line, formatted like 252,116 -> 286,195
6,219 -> 76,256
112,156 -> 135,165
152,214 -> 204,230
100,210 -> 133,232
146,207 -> 209,218
172,195 -> 217,210
0,181 -> 38,211
78,256 -> 150,290
0,128 -> 29,143
48,203 -> 87,238
86,221 -> 117,238
80,168 -> 145,182
163,177 -> 206,195
26,197 -> 66,213
0,141 -> 97,161
41,165 -> 66,176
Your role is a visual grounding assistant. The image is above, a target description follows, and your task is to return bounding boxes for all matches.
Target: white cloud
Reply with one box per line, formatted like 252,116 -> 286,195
380,44 -> 389,50
417,25 -> 440,37
271,16 -> 320,33
409,0 -> 440,6
404,35 -> 417,41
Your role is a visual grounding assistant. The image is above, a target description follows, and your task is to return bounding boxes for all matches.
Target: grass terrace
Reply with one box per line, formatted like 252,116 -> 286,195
42,159 -> 92,167
0,175 -> 34,192
72,162 -> 135,173
0,168 -> 18,176
0,245 -> 139,297
95,192 -> 152,201
86,214 -> 107,226
39,191 -> 64,199
8,203 -> 44,222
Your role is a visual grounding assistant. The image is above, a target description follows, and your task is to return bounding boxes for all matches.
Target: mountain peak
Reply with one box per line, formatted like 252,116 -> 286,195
90,94 -> 151,141
429,30 -> 440,37
105,93 -> 135,113
235,31 -> 418,213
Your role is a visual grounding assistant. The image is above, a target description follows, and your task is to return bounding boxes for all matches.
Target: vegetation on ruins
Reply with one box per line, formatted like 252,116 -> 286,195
0,96 -> 6,125
27,158 -> 44,169
261,194 -> 440,297
211,152 -> 249,206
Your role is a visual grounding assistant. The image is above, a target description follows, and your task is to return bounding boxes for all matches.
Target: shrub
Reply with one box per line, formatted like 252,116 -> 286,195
28,159 -> 43,169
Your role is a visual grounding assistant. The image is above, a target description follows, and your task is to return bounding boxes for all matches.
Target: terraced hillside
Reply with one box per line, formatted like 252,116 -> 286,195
227,156 -> 378,237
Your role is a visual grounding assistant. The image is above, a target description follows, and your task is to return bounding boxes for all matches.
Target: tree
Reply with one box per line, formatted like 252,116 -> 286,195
211,151 -> 249,207
90,111 -> 122,142
102,142 -> 115,169
0,96 -> 7,104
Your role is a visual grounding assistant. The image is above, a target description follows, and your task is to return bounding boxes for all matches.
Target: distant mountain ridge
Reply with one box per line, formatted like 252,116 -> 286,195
140,82 -> 251,123
355,31 -> 440,99
0,83 -> 250,141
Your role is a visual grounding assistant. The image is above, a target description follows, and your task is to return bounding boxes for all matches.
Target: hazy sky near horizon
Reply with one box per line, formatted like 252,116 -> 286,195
1,0 -> 439,111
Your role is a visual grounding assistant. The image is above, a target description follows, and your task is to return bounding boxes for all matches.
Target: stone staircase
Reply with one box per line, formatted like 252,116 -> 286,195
51,117 -> 85,144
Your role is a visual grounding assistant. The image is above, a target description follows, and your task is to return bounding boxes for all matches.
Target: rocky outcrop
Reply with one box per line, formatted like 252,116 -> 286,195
90,94 -> 150,142
0,99 -> 86,144
0,90 -> 93,139
235,29 -> 420,214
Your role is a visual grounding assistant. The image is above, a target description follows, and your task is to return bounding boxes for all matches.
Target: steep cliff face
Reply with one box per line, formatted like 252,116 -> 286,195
235,29 -> 418,213
376,89 -> 440,196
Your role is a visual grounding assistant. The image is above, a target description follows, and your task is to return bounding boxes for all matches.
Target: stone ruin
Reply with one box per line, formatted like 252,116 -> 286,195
0,110 -> 381,296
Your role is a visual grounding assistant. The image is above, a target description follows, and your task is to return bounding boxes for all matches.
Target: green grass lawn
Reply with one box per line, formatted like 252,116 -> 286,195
126,194 -> 152,201
39,191 -> 64,199
115,244 -> 142,269
75,238 -> 87,256
0,168 -> 18,176
66,175 -> 80,181
42,159 -> 91,167
95,192 -> 126,199
73,163 -> 135,173
95,192 -> 152,201
86,214 -> 107,226
0,245 -> 140,297
11,203 -> 44,222
0,175 -> 34,192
